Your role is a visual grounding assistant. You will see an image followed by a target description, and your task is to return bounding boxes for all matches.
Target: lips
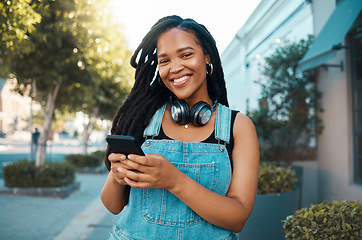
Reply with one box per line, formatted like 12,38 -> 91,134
171,75 -> 190,86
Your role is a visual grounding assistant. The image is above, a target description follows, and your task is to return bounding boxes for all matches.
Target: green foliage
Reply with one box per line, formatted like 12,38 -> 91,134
283,200 -> 362,239
257,163 -> 297,194
65,152 -> 103,168
3,160 -> 75,187
2,0 -> 133,164
54,0 -> 133,119
90,150 -> 106,162
0,0 -> 42,77
12,0 -> 100,104
248,35 -> 323,162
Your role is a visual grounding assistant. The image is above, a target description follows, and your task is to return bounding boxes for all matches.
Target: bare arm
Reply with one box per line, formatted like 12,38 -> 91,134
121,113 -> 259,232
100,154 -> 130,214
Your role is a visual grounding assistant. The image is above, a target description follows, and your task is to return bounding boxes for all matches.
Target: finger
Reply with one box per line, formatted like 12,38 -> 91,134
111,161 -> 136,176
112,159 -> 140,173
109,169 -> 128,185
121,159 -> 144,173
122,167 -> 154,183
108,153 -> 126,162
113,161 -> 134,171
116,178 -> 128,185
124,177 -> 149,189
114,177 -> 128,185
111,166 -> 126,179
127,153 -> 157,167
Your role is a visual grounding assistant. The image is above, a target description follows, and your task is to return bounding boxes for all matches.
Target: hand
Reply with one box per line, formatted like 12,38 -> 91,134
119,153 -> 180,190
109,153 -> 136,185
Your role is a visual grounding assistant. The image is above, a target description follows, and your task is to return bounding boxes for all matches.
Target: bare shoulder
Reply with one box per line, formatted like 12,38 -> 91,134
233,112 -> 257,138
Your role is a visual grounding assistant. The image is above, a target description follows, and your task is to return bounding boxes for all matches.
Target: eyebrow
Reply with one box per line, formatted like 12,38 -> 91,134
157,46 -> 194,59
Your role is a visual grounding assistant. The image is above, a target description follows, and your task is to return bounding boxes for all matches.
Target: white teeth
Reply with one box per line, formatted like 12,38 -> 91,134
173,76 -> 188,83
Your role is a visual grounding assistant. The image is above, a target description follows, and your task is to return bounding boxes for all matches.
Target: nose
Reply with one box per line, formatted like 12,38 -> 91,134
170,60 -> 184,73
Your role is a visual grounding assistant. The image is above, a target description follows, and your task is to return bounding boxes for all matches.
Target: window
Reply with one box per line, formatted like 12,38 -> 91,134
351,25 -> 362,184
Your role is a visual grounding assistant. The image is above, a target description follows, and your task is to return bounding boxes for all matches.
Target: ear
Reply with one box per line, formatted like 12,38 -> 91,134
205,54 -> 211,65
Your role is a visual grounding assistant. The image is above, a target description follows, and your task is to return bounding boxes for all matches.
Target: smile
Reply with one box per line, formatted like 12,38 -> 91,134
173,75 -> 189,83
170,75 -> 191,86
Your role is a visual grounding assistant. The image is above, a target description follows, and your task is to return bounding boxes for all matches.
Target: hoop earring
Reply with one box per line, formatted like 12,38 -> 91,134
207,63 -> 213,75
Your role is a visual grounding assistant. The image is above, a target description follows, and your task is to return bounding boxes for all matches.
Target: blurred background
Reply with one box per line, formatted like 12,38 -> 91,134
1,0 -> 361,239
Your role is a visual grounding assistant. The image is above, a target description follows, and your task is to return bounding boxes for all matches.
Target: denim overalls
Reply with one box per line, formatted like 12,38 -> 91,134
109,103 -> 238,240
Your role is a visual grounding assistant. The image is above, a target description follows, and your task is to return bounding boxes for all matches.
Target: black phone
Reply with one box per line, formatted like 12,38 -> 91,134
106,135 -> 144,155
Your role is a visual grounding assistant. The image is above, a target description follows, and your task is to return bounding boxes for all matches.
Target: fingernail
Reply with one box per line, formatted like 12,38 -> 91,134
117,167 -> 123,172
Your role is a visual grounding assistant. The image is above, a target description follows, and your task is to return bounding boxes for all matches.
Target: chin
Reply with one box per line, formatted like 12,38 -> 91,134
173,92 -> 192,101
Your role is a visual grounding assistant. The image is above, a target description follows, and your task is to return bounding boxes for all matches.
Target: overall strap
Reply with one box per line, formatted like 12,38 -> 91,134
215,103 -> 232,144
143,103 -> 167,137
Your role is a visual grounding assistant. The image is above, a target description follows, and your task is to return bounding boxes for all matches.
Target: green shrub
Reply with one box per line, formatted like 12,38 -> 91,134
35,162 -> 75,187
283,200 -> 362,239
65,153 -> 102,168
3,160 -> 75,188
257,162 -> 297,194
90,150 -> 105,162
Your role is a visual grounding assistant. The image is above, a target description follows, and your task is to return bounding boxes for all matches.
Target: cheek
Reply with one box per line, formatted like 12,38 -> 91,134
158,67 -> 168,81
158,68 -> 172,90
190,57 -> 207,75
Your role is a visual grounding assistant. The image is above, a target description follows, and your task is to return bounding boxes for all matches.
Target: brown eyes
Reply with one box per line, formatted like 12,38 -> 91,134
158,59 -> 169,65
158,53 -> 193,65
182,53 -> 192,58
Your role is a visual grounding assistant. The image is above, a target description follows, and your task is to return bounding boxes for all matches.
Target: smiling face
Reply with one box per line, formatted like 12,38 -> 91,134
157,28 -> 210,105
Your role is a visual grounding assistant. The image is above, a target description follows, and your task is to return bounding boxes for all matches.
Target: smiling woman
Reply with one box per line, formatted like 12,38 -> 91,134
157,28 -> 210,102
100,15 -> 260,240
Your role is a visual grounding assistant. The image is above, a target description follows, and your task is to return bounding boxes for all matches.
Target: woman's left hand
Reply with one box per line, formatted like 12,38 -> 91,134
119,153 -> 180,190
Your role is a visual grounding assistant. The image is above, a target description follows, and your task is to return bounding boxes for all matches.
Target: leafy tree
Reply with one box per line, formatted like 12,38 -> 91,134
248,35 -> 323,162
0,0 -> 41,77
59,4 -> 133,154
8,0 -> 132,165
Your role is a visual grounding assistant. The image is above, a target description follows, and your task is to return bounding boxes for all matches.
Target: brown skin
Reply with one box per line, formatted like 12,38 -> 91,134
100,28 -> 259,233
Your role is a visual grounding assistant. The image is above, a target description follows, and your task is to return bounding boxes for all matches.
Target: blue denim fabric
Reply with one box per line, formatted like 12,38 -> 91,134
109,104 -> 238,240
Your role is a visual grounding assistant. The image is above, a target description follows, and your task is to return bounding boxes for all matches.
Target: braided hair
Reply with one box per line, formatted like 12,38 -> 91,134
104,15 -> 229,170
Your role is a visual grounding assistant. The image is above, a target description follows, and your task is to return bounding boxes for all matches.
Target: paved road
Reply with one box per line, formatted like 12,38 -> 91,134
0,138 -> 115,240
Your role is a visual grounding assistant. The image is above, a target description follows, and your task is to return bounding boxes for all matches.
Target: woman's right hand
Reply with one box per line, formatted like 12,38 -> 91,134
101,153 -> 132,214
109,153 -> 130,185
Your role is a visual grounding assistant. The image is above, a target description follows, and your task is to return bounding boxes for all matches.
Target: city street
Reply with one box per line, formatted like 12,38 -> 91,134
0,137 -> 114,240
0,137 -> 104,176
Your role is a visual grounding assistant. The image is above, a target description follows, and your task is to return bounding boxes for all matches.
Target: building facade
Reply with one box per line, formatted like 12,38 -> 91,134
0,78 -> 36,140
221,0 -> 362,205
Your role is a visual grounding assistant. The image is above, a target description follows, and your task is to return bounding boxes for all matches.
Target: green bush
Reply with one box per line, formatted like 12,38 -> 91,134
257,162 -> 297,194
90,150 -> 105,162
65,152 -> 102,168
3,160 -> 75,188
283,200 -> 362,239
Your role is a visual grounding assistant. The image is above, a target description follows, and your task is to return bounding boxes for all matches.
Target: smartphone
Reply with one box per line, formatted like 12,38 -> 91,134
106,135 -> 144,155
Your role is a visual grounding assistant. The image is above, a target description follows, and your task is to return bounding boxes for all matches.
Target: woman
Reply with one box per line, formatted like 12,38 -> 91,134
101,15 -> 259,239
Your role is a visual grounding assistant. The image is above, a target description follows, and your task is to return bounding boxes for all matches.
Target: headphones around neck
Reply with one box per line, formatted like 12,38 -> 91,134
170,99 -> 217,126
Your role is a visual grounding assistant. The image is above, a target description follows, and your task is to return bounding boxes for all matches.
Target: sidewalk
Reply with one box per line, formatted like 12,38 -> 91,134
0,173 -> 115,240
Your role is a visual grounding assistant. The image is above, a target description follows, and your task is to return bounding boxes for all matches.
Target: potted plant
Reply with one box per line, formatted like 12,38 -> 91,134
239,163 -> 300,240
283,200 -> 362,239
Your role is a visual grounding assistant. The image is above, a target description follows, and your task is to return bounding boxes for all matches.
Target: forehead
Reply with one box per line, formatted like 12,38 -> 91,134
157,28 -> 202,54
